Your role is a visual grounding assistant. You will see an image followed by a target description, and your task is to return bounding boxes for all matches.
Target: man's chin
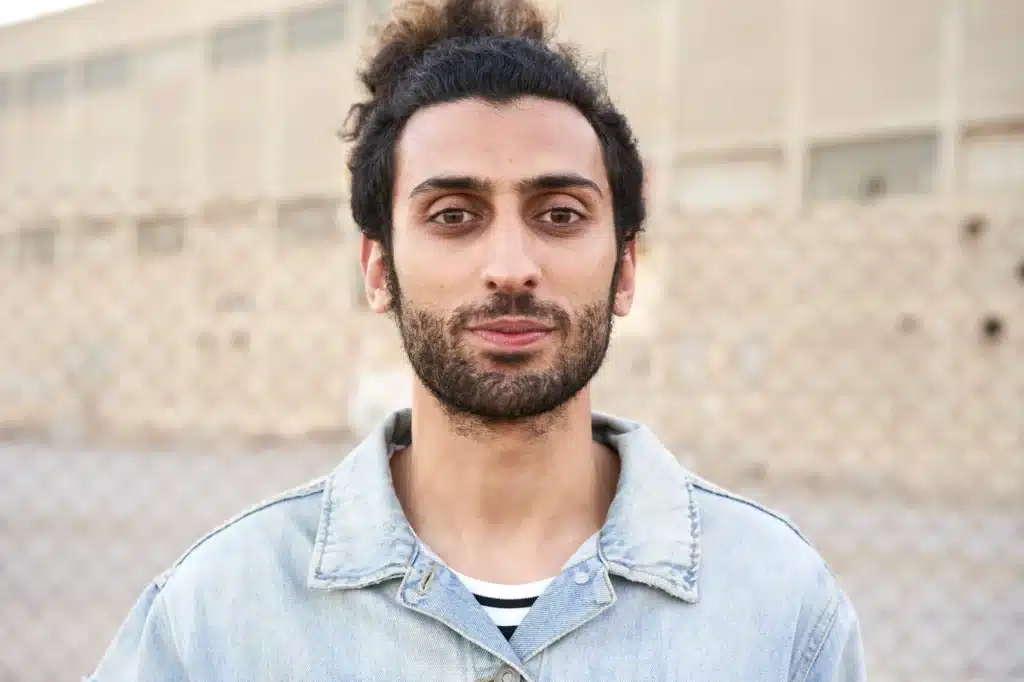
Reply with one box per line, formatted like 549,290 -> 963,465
479,349 -> 540,368
461,341 -> 553,368
451,401 -> 565,424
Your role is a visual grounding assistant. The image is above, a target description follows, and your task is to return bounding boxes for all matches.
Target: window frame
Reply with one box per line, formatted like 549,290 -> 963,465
284,1 -> 347,52
209,17 -> 273,69
17,223 -> 59,266
805,130 -> 940,202
24,63 -> 69,106
136,214 -> 187,257
276,196 -> 342,247
83,50 -> 132,93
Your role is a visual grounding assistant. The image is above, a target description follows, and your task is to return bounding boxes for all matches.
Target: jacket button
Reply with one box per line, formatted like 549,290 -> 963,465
497,667 -> 521,682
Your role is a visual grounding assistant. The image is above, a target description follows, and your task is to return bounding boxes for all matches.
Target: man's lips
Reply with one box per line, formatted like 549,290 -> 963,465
466,317 -> 555,350
468,317 -> 555,334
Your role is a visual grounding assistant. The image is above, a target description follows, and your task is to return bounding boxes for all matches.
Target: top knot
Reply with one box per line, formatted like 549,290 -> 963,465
342,0 -> 552,141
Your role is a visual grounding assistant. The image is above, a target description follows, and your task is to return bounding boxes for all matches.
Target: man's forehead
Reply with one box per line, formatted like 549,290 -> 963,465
395,97 -> 607,191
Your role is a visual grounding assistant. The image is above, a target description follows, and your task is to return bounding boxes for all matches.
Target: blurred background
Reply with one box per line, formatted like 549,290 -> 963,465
0,0 -> 1021,680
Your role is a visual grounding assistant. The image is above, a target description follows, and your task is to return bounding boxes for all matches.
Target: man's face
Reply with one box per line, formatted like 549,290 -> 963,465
364,96 -> 636,422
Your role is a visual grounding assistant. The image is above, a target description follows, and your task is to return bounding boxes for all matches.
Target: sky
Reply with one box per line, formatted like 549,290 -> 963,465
0,0 -> 97,27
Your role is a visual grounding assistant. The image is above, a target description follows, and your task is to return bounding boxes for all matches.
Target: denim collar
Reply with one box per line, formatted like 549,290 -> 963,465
307,408 -> 701,603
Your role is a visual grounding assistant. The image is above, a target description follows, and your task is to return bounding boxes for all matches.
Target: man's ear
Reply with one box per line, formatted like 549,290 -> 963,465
613,238 -> 637,317
361,235 -> 391,313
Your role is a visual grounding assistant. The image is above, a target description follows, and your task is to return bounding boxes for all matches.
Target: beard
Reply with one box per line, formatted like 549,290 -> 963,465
391,278 -> 614,423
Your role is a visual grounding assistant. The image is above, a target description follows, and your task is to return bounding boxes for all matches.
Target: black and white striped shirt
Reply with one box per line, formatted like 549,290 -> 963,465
451,572 -> 553,640
443,533 -> 599,640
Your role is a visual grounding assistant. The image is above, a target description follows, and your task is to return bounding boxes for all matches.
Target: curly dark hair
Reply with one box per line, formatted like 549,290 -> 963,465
341,0 -> 646,258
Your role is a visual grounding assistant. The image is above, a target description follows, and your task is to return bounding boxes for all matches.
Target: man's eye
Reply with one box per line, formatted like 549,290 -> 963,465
429,209 -> 474,225
540,208 -> 584,226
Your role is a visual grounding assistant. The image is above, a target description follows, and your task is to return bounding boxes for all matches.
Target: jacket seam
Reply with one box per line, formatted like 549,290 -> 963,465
682,477 -> 702,593
155,476 -> 327,589
689,479 -> 814,548
311,472 -> 337,580
789,587 -> 842,682
155,586 -> 191,680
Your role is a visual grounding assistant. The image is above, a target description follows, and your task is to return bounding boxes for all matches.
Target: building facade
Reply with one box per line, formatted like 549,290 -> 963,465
1,0 -> 1023,209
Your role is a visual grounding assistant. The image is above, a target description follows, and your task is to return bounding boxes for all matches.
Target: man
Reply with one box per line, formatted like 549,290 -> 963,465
91,0 -> 866,680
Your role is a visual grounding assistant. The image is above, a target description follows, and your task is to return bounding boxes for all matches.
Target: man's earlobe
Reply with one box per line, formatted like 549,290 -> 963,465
370,287 -> 391,313
361,236 -> 393,314
613,239 -> 638,317
613,290 -> 634,317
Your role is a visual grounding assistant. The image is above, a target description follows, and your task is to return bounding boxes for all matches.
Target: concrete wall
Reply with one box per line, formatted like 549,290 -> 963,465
1,198 -> 1021,502
2,0 -> 1024,206
595,201 -> 1023,502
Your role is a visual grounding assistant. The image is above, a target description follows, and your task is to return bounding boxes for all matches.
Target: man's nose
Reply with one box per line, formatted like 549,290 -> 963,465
480,220 -> 541,294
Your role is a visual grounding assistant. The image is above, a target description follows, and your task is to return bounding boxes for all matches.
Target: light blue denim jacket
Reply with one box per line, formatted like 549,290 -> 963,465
90,410 -> 866,682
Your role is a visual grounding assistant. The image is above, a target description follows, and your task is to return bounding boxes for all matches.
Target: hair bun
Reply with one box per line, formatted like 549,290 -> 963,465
369,0 -> 548,97
343,0 -> 551,141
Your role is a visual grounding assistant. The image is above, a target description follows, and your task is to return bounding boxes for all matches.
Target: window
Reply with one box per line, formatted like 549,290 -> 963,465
137,39 -> 201,82
964,126 -> 1024,195
277,197 -> 340,246
285,2 -> 346,51
18,225 -> 58,265
807,132 -> 939,201
84,51 -> 130,92
24,64 -> 68,105
210,18 -> 271,68
215,292 -> 252,313
78,217 -> 120,260
676,155 -> 782,210
82,217 -> 116,236
137,215 -> 186,256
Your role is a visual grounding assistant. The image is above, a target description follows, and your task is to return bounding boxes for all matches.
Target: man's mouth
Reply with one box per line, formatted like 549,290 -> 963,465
466,317 -> 555,350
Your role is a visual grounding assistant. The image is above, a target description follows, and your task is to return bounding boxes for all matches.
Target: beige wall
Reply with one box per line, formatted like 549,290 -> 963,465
607,202 -> 1023,503
2,0 -> 1024,206
0,0 -> 372,201
1,199 -> 1021,502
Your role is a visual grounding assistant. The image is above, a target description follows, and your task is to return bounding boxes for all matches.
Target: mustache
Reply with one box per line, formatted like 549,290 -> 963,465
448,293 -> 572,333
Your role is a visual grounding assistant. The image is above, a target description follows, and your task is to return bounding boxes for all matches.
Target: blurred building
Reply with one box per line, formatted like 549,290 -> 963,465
0,0 -> 1021,498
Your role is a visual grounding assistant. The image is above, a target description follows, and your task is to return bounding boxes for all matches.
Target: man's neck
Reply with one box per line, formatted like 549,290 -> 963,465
389,382 -> 620,584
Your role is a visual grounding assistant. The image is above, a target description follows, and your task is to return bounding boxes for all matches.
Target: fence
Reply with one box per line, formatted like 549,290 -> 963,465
1,197 -> 1022,681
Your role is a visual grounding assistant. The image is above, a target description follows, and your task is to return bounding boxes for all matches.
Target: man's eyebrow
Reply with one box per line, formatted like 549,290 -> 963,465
408,173 -> 604,199
408,175 -> 493,198
516,173 -> 603,197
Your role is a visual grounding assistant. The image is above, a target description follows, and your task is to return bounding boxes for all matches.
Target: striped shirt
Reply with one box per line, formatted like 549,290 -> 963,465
438,533 -> 600,640
451,572 -> 553,640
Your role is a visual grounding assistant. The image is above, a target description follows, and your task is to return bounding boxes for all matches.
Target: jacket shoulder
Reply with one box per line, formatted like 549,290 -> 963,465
685,474 -> 836,585
689,475 -> 815,548
155,476 -> 327,589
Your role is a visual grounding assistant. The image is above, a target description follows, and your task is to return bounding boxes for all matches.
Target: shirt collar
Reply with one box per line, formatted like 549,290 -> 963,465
308,408 -> 701,603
